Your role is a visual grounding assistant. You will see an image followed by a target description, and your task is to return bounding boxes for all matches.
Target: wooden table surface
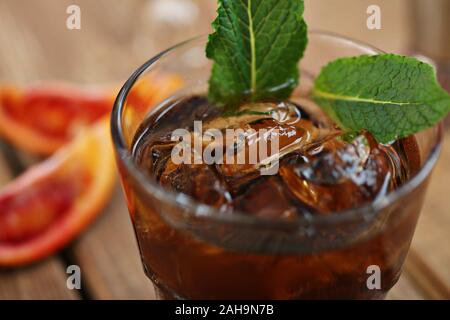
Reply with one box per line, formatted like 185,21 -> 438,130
0,0 -> 449,300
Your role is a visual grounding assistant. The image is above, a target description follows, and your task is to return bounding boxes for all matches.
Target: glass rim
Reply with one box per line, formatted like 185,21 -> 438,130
111,30 -> 444,229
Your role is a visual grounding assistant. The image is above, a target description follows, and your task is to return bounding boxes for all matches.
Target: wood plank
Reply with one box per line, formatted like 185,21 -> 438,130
404,134 -> 450,299
388,272 -> 427,300
70,184 -> 155,300
403,250 -> 450,299
0,144 -> 80,300
0,258 -> 78,300
0,143 -> 13,185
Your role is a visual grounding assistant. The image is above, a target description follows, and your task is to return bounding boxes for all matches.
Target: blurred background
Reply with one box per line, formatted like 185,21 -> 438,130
0,0 -> 448,85
1,0 -> 449,96
0,0 -> 448,300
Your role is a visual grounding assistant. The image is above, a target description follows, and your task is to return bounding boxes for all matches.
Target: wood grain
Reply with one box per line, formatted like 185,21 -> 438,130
404,134 -> 450,299
387,272 -> 427,300
0,258 -> 79,300
69,185 -> 156,300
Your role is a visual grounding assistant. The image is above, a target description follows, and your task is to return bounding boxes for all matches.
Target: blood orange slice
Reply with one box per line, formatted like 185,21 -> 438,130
0,117 -> 115,266
0,75 -> 182,156
0,83 -> 114,155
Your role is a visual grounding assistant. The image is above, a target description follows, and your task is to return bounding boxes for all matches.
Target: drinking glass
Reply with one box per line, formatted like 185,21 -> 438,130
111,32 -> 443,299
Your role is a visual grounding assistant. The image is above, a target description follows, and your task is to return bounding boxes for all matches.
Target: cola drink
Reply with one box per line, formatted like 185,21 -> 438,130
129,94 -> 424,299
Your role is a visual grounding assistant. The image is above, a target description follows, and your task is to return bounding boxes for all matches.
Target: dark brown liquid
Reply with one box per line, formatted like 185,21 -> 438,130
129,95 -> 424,299
133,96 -> 420,216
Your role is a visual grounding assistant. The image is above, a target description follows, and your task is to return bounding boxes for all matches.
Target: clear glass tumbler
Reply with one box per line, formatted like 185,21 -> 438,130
111,32 -> 443,300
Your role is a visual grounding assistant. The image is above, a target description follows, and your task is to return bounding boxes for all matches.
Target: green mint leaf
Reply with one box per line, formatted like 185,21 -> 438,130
207,0 -> 307,106
313,54 -> 450,143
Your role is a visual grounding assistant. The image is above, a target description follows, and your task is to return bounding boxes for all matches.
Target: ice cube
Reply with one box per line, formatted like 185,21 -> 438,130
215,117 -> 315,193
136,140 -> 176,179
232,177 -> 299,219
160,159 -> 232,210
211,101 -> 334,193
279,133 -> 396,213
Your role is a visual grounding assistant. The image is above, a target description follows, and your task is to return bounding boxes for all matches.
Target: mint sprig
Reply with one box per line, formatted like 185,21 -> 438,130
313,54 -> 450,143
207,0 -> 307,106
206,1 -> 450,142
